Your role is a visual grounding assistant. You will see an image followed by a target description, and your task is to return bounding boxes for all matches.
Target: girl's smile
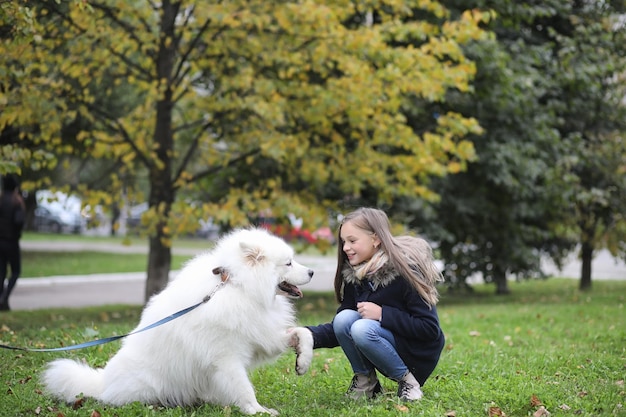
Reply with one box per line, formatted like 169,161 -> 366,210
340,221 -> 380,266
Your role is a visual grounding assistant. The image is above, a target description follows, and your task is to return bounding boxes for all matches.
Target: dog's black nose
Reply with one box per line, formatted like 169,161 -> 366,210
308,269 -> 314,278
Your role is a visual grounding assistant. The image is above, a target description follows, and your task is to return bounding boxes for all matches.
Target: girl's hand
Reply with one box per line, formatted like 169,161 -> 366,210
357,302 -> 382,321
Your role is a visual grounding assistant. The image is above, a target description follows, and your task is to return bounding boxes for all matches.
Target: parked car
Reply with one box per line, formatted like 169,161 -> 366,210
196,218 -> 221,240
125,202 -> 149,232
125,202 -> 220,240
34,191 -> 85,234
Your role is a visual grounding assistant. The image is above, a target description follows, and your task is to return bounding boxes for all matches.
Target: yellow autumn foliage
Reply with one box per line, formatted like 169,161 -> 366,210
1,0 -> 489,236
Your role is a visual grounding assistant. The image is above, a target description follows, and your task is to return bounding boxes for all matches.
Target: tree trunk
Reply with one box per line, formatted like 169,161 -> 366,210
144,0 -> 178,303
579,241 -> 593,291
24,191 -> 37,230
109,204 -> 120,236
145,232 -> 172,300
493,265 -> 510,295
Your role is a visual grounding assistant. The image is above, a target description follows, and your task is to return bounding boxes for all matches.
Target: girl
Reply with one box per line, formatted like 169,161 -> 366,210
292,207 -> 445,400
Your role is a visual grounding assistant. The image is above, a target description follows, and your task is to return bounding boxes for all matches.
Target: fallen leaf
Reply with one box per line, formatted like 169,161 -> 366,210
530,394 -> 543,406
533,406 -> 550,417
559,404 -> 571,410
19,376 -> 32,384
34,406 -> 41,415
72,397 -> 85,410
445,411 -> 457,417
577,391 -> 588,397
394,404 -> 409,412
489,406 -> 506,416
90,410 -> 101,417
469,330 -> 481,337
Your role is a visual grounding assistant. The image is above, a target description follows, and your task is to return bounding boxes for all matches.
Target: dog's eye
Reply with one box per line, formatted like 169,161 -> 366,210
286,261 -> 292,267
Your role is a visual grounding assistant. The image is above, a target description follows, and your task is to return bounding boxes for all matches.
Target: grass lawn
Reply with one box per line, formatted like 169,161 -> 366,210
1,279 -> 624,416
19,231 -> 208,277
21,251 -> 190,277
21,231 -> 211,248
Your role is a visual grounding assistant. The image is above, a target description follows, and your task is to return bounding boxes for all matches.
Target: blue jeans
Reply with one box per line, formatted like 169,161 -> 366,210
333,309 -> 408,381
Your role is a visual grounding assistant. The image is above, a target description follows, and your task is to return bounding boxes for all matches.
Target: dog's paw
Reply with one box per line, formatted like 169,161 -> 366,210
239,403 -> 278,415
291,327 -> 313,375
264,407 -> 279,416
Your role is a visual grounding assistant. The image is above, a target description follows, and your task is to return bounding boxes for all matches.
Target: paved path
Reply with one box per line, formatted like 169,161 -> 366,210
7,241 -> 625,311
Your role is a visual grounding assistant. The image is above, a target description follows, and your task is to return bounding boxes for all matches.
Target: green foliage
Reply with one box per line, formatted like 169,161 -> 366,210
407,0 -> 626,293
0,279 -> 624,416
544,4 -> 626,289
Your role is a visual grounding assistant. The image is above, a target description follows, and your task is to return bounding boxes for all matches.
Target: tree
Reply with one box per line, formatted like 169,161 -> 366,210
404,0 -> 626,294
546,2 -> 626,290
1,0 -> 488,301
404,1 -> 572,294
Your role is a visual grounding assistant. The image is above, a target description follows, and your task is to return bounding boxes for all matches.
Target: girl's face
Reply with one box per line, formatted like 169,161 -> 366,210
340,220 -> 381,265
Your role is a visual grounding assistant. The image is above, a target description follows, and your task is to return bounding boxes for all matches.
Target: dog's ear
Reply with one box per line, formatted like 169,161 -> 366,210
240,241 -> 265,265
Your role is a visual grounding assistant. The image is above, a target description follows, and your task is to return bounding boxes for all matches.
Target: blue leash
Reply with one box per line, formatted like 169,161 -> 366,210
0,270 -> 228,353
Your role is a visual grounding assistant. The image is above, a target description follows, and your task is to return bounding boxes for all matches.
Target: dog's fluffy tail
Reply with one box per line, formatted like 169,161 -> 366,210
42,359 -> 104,403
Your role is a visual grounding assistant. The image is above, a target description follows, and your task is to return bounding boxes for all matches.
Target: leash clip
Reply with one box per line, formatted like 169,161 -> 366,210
202,267 -> 230,303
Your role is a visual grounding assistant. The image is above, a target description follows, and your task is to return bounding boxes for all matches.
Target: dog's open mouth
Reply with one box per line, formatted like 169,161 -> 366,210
277,281 -> 303,299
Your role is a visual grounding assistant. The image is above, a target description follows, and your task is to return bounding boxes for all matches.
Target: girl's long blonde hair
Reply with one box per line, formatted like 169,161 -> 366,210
333,207 -> 443,307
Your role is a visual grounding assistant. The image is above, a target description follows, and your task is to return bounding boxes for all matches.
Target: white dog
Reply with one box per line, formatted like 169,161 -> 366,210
42,228 -> 314,415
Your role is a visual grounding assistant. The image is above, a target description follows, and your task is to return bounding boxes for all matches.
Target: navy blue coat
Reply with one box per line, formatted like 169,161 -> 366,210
307,273 -> 445,386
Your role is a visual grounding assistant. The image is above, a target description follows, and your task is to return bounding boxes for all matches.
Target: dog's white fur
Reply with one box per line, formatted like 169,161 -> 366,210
42,228 -> 314,415
290,327 -> 314,375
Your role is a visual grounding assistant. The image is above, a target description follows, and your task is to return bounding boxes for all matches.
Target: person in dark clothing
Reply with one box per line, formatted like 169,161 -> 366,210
290,207 -> 445,401
0,174 -> 25,311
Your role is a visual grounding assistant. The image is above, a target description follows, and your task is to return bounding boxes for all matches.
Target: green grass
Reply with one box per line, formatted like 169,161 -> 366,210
22,231 -> 209,247
21,251 -> 190,277
1,279 -> 624,416
20,231 -> 208,277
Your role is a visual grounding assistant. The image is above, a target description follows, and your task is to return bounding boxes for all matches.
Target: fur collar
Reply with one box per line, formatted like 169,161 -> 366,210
342,261 -> 398,290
